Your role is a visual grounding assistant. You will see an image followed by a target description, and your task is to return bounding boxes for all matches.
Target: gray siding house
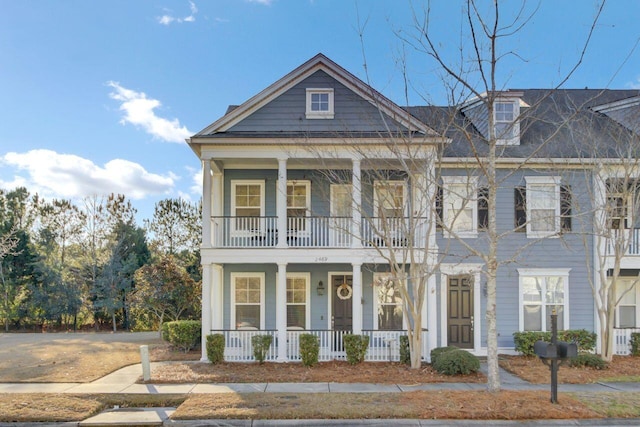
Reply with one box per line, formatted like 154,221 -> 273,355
188,54 -> 640,362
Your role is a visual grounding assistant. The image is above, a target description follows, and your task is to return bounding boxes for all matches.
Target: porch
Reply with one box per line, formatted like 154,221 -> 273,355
211,329 -> 430,362
605,229 -> 640,256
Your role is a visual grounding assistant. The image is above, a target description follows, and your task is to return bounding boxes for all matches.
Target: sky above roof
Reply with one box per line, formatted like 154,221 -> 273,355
1,0 -> 639,223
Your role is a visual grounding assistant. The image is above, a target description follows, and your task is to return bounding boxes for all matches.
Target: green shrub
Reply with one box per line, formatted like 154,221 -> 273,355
163,320 -> 201,353
299,334 -> 320,367
631,333 -> 640,357
513,329 -> 597,356
251,335 -> 273,364
161,322 -> 170,341
399,335 -> 411,365
569,353 -> 608,370
558,329 -> 597,352
206,334 -> 225,364
430,346 -> 458,365
343,334 -> 369,365
432,349 -> 480,375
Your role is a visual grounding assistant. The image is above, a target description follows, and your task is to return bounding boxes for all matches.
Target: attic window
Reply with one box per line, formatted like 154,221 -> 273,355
306,88 -> 334,119
494,100 -> 520,145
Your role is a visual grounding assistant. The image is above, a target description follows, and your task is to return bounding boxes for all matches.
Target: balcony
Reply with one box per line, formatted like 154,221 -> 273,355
605,229 -> 640,256
211,216 -> 427,248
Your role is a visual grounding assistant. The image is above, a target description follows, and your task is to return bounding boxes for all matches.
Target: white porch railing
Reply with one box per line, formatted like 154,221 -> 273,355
605,229 -> 640,256
613,327 -> 640,355
212,216 -> 277,248
212,329 -> 429,362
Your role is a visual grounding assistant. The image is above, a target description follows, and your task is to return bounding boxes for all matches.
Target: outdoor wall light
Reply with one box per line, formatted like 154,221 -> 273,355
317,280 -> 325,296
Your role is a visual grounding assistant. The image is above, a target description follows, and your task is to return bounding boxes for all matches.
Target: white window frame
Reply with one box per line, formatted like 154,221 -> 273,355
614,277 -> 640,328
442,176 -> 478,238
285,272 -> 311,330
230,180 -> 265,236
305,88 -> 334,119
372,273 -> 406,330
230,272 -> 265,330
518,268 -> 570,332
494,99 -> 520,146
525,176 -> 561,238
373,180 -> 407,240
287,180 -> 311,237
606,179 -> 634,230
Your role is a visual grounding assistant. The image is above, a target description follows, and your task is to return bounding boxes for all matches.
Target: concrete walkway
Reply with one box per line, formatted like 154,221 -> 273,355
2,362 -> 640,426
1,361 -> 639,395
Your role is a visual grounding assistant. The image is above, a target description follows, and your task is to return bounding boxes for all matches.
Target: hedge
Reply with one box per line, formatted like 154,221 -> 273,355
162,320 -> 201,353
513,329 -> 596,356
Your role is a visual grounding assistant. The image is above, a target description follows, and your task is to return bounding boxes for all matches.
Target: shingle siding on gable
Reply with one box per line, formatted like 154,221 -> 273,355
227,70 -> 407,134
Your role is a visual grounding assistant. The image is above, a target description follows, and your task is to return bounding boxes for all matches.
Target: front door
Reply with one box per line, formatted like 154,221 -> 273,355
331,274 -> 353,351
447,275 -> 474,349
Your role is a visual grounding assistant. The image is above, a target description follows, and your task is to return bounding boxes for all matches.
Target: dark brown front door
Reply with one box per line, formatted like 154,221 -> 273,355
447,275 -> 474,349
332,274 -> 353,332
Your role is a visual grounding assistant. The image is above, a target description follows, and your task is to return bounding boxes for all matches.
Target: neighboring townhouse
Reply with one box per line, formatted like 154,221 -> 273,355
187,53 -> 640,362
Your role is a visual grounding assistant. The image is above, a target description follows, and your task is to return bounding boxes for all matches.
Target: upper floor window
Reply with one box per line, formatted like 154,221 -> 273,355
287,180 -> 311,234
374,181 -> 405,219
231,180 -> 264,235
605,178 -> 638,229
306,88 -> 334,119
442,176 -> 479,238
494,100 -> 519,145
515,177 -> 569,238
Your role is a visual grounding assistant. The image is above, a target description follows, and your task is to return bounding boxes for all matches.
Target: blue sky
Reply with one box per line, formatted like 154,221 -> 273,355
1,0 -> 639,223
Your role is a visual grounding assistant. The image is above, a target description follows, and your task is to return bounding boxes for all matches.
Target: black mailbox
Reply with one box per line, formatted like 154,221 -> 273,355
534,340 -> 557,359
557,341 -> 578,358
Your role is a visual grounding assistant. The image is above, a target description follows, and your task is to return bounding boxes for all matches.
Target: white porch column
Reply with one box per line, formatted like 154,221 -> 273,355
276,263 -> 288,361
212,171 -> 223,247
277,158 -> 288,248
426,270 -> 437,361
351,158 -> 362,248
202,160 -> 212,248
200,264 -> 212,361
412,172 -> 428,248
212,264 -> 224,330
352,262 -> 363,334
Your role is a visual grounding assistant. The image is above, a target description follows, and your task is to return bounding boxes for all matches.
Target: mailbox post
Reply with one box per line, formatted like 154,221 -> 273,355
533,311 -> 577,404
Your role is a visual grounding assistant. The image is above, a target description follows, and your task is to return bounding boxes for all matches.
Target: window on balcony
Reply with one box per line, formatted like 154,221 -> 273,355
519,269 -> 569,332
606,178 -> 634,229
231,273 -> 264,330
287,180 -> 310,234
286,273 -> 309,330
374,181 -> 406,241
374,273 -> 403,330
231,180 -> 264,235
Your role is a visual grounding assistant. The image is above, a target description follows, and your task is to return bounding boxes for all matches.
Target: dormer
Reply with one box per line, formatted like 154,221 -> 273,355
460,91 -> 525,146
591,95 -> 640,135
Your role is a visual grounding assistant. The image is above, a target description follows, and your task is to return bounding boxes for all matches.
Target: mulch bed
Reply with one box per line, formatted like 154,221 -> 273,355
148,360 -> 485,384
499,355 -> 640,384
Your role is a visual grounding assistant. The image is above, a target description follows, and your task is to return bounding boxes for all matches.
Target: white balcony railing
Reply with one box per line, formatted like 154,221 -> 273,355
211,216 -> 352,248
605,229 -> 640,256
613,327 -> 640,355
211,329 -> 429,362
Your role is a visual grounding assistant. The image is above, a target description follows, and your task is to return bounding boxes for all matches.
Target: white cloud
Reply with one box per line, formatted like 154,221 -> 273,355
107,82 -> 192,143
158,1 -> 198,25
247,0 -> 273,5
1,149 -> 175,200
629,76 -> 640,89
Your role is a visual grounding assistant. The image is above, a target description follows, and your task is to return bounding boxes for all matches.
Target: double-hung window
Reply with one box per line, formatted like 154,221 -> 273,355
374,181 -> 406,240
374,273 -> 404,330
287,180 -> 310,235
231,180 -> 264,235
525,176 -> 561,238
519,269 -> 570,332
614,277 -> 640,328
442,176 -> 478,237
286,273 -> 310,330
606,178 -> 633,230
306,88 -> 334,119
231,273 -> 264,330
494,100 -> 519,145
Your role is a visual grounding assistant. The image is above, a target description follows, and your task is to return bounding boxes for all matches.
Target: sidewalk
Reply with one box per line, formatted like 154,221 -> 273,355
1,361 -> 639,394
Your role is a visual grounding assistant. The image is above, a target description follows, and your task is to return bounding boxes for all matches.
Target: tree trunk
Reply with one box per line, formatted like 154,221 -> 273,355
111,312 -> 117,332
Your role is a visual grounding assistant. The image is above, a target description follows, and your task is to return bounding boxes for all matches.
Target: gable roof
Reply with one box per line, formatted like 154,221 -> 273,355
193,53 -> 439,138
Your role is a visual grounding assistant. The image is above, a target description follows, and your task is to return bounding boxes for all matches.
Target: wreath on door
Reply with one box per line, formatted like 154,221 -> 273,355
336,283 -> 353,300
